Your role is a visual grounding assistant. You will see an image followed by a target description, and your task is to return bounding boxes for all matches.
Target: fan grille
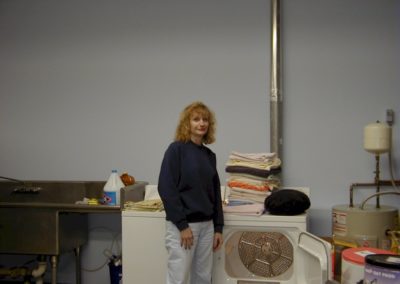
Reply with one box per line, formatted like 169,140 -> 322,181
238,232 -> 293,277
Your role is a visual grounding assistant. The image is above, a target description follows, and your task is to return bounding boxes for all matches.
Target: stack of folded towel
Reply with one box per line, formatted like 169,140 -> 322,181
223,151 -> 281,216
124,199 -> 164,212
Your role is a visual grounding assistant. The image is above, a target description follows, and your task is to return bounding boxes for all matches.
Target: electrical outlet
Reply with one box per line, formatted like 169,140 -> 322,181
386,109 -> 394,126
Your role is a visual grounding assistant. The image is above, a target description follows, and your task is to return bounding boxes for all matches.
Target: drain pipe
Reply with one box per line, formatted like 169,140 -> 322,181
31,257 -> 47,284
270,0 -> 283,163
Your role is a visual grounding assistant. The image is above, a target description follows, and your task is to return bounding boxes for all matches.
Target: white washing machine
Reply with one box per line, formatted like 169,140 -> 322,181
122,210 -> 167,284
122,210 -> 332,284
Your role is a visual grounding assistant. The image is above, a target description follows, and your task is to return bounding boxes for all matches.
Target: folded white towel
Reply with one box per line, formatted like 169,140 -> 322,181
223,203 -> 265,216
225,158 -> 281,171
230,151 -> 276,162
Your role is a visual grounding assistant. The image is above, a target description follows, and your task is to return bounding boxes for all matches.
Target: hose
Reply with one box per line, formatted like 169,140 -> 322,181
31,261 -> 47,284
81,226 -> 121,272
360,191 -> 400,209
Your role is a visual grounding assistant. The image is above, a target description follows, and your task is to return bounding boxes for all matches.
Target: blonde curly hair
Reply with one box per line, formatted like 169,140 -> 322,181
174,101 -> 216,144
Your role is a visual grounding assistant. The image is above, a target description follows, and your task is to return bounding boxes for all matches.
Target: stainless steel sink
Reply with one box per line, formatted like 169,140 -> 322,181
0,180 -> 120,284
0,180 -> 147,283
0,207 -> 87,254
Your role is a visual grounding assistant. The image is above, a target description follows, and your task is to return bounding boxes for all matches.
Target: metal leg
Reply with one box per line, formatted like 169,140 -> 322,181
50,255 -> 57,284
74,246 -> 82,284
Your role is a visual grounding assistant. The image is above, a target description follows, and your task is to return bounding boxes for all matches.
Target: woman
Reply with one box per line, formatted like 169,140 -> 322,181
158,101 -> 224,284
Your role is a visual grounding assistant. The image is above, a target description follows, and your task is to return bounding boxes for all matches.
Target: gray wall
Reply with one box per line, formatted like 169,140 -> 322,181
1,0 -> 399,283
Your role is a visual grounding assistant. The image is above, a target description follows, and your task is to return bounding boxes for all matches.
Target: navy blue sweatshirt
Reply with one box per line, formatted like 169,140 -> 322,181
158,141 -> 224,233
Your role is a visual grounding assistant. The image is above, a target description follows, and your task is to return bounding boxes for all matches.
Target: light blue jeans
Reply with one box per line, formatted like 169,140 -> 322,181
165,220 -> 214,284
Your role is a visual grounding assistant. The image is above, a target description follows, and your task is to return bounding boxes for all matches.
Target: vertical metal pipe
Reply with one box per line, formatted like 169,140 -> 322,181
270,0 -> 283,161
50,255 -> 57,284
375,154 -> 381,208
75,246 -> 82,284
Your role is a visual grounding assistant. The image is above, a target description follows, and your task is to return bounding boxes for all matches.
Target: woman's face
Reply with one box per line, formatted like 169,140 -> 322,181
189,111 -> 209,140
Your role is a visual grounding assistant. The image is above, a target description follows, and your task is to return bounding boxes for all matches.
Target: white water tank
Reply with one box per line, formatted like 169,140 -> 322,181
364,122 -> 391,154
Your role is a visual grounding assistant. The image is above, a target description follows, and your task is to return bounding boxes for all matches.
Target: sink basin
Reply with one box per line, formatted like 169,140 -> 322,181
0,180 -> 120,283
0,180 -> 148,253
0,181 -> 94,256
0,207 -> 87,255
0,180 -> 146,284
0,180 -> 122,253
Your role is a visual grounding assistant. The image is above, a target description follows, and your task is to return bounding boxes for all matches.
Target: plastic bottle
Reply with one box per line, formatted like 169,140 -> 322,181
103,170 -> 125,205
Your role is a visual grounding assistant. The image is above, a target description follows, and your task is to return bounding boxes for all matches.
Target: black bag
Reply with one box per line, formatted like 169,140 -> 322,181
264,189 -> 310,215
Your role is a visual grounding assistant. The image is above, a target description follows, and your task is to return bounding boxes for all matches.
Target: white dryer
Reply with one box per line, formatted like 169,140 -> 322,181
212,213 -> 332,284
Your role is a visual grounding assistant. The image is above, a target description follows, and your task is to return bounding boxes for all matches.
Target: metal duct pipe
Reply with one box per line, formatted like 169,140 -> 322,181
270,0 -> 283,160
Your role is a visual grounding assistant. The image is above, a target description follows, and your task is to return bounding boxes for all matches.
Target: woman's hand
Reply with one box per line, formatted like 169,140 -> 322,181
180,227 -> 194,250
213,232 -> 223,251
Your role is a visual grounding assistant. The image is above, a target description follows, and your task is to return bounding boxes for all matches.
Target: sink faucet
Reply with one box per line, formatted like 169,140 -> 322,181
0,175 -> 25,185
0,176 -> 42,193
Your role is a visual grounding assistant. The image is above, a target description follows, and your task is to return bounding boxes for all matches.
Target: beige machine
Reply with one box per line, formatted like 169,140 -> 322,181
332,204 -> 398,250
332,120 -> 400,281
332,203 -> 399,281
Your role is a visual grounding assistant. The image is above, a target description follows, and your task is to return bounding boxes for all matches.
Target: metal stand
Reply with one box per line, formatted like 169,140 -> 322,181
50,255 -> 57,284
48,248 -> 81,284
75,246 -> 82,284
